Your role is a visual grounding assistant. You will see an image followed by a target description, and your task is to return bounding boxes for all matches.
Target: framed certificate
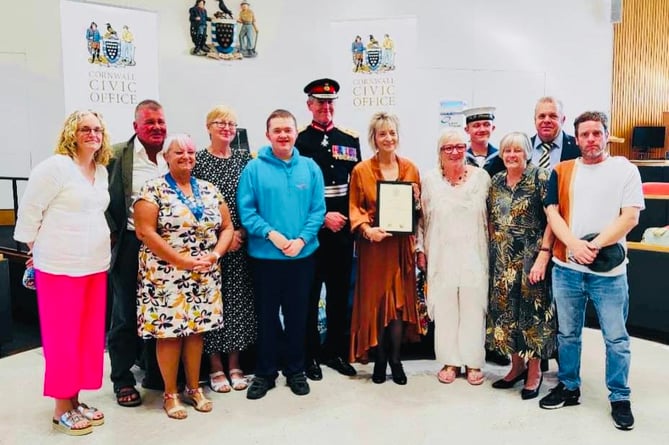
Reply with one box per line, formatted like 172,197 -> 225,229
376,181 -> 415,234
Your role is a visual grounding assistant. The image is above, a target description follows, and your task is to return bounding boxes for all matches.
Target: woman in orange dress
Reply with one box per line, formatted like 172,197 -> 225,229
349,112 -> 421,385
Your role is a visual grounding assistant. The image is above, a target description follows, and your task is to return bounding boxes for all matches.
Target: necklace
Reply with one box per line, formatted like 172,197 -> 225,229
444,166 -> 468,186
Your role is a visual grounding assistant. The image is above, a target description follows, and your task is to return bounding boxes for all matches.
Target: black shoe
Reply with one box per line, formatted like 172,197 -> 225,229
485,350 -> 511,366
521,374 -> 543,400
372,358 -> 387,384
305,359 -> 323,381
246,376 -> 276,400
286,373 -> 310,396
539,382 -> 580,409
389,362 -> 407,385
492,369 -> 528,389
611,400 -> 634,430
324,357 -> 357,376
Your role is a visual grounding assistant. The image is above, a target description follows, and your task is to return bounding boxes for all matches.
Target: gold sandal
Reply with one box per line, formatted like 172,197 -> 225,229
182,387 -> 213,413
163,393 -> 188,420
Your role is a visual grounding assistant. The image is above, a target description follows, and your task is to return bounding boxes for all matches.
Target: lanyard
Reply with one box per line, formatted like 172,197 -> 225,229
164,173 -> 204,221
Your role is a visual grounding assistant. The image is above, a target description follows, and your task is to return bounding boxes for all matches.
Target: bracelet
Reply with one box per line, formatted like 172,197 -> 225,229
539,247 -> 551,252
212,251 -> 221,260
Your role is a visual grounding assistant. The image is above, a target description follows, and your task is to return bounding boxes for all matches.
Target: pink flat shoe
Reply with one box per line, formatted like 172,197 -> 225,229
437,365 -> 459,384
466,367 -> 485,386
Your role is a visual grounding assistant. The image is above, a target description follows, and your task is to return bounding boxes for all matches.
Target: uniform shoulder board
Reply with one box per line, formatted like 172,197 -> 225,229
337,126 -> 359,138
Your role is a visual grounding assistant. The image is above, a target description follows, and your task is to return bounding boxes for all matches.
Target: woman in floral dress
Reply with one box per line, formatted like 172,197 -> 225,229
486,132 -> 556,400
192,105 -> 257,393
135,133 -> 234,419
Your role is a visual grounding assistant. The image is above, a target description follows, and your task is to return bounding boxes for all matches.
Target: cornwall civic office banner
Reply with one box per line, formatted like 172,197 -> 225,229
60,0 -> 159,139
330,17 -> 417,157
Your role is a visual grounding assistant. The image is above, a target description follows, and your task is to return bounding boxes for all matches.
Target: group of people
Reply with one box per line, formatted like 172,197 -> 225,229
14,78 -> 642,435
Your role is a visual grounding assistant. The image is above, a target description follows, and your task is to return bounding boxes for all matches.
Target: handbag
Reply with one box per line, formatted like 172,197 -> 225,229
22,266 -> 36,290
580,233 -> 625,273
416,270 -> 429,335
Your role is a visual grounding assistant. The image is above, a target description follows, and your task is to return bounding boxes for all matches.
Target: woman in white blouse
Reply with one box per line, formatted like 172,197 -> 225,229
417,128 -> 491,386
14,110 -> 113,436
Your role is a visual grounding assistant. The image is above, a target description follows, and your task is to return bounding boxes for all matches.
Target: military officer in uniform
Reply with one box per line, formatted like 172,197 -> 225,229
296,78 -> 361,380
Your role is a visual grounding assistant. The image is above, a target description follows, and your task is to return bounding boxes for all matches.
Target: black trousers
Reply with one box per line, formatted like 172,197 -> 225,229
306,232 -> 354,361
251,255 -> 315,379
107,230 -> 161,391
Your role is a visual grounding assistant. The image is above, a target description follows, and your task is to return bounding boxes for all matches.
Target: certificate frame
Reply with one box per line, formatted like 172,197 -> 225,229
376,180 -> 415,234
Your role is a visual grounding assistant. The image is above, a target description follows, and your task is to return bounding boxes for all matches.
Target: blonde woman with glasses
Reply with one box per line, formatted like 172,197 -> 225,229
192,105 -> 257,394
14,110 -> 113,436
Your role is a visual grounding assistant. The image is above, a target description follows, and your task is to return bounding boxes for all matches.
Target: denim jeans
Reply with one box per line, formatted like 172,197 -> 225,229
552,264 -> 631,402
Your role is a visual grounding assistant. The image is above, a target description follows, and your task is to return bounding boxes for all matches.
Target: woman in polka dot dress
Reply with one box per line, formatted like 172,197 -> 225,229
192,105 -> 257,392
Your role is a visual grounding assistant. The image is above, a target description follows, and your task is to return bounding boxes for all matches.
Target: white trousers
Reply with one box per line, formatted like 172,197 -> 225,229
432,285 -> 487,368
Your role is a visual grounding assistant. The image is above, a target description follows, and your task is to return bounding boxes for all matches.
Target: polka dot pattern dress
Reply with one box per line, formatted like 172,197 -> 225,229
192,148 -> 257,354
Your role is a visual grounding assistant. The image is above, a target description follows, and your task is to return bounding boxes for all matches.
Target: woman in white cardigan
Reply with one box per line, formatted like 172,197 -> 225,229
14,110 -> 113,436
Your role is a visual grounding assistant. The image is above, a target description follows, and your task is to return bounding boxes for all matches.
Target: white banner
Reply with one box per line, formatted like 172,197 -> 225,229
330,17 -> 417,158
60,0 -> 159,140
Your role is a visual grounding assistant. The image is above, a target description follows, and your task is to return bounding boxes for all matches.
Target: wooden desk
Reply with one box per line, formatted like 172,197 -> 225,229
632,161 -> 669,183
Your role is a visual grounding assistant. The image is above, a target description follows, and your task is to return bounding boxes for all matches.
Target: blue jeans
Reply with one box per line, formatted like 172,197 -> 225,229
552,264 -> 631,402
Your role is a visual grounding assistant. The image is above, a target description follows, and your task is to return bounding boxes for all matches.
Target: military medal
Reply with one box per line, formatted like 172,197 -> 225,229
321,134 -> 329,147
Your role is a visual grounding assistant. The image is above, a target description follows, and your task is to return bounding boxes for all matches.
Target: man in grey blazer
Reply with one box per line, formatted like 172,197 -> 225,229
106,99 -> 168,406
530,97 -> 581,170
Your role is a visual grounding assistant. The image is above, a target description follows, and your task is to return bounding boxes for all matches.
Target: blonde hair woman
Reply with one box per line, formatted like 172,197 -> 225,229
349,111 -> 422,385
14,110 -> 113,436
192,105 -> 257,393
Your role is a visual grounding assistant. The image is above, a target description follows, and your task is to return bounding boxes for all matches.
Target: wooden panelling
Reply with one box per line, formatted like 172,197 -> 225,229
611,0 -> 669,159
0,209 -> 15,226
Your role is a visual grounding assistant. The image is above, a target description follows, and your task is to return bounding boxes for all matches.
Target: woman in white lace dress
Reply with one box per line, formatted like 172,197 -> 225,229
417,128 -> 490,386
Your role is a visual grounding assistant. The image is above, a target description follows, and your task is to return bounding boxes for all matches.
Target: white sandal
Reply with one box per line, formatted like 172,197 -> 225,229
182,387 -> 213,413
229,368 -> 248,391
209,371 -> 231,393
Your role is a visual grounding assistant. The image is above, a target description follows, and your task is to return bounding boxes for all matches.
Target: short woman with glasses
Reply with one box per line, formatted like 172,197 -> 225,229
416,128 -> 490,385
14,110 -> 112,435
134,133 -> 234,419
486,132 -> 555,400
192,105 -> 257,393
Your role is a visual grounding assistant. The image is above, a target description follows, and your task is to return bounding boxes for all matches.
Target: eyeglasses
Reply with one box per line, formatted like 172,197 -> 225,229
440,144 -> 467,153
77,127 -> 104,135
210,121 -> 237,128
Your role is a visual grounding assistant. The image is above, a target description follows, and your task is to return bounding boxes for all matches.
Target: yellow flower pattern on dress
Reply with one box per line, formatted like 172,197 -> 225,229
136,177 -> 225,339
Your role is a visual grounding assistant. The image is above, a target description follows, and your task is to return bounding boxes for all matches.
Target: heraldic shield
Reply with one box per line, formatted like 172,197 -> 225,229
103,39 -> 121,63
366,48 -> 381,71
213,20 -> 236,53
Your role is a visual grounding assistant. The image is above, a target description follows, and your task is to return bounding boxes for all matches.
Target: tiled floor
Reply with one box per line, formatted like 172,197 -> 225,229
0,328 -> 667,444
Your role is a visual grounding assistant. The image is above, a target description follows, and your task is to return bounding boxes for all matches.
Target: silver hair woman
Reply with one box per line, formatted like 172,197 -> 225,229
486,131 -> 557,400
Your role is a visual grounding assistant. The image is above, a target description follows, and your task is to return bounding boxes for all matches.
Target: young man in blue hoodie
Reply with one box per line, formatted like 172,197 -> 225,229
237,109 -> 326,400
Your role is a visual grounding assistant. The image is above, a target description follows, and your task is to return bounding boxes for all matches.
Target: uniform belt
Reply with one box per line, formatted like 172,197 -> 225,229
324,184 -> 348,198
